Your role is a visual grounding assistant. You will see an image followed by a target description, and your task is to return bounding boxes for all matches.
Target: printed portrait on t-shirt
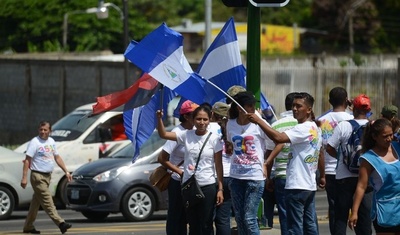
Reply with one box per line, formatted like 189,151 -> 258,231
232,135 -> 259,165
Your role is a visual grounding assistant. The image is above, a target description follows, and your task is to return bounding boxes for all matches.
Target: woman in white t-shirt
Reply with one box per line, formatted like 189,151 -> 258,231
248,92 -> 323,235
157,100 -> 198,235
157,105 -> 224,235
226,91 -> 274,235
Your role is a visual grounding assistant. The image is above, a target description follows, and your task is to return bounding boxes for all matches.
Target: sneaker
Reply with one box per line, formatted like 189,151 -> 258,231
58,222 -> 72,234
22,228 -> 41,234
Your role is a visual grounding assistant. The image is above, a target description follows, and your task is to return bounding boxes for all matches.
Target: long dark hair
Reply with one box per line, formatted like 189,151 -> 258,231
362,118 -> 392,153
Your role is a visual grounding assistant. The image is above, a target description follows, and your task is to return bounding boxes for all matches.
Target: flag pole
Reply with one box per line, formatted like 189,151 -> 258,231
204,79 -> 247,114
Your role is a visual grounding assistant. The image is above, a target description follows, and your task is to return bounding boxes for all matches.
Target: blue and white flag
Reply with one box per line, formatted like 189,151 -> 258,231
199,17 -> 246,105
124,23 -> 206,105
123,86 -> 176,162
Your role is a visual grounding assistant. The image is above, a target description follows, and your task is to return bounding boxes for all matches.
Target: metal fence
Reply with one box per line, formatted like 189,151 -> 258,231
0,55 -> 398,145
260,56 -> 399,119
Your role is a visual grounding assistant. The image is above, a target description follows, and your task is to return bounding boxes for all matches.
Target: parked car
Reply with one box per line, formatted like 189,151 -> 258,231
14,103 -> 130,206
66,130 -> 169,222
0,146 -> 34,220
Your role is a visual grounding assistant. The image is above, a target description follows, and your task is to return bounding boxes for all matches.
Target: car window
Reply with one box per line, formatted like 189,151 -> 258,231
51,109 -> 99,141
111,131 -> 166,161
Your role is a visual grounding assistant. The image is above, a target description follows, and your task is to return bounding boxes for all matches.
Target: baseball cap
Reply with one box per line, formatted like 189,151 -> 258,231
381,104 -> 398,118
352,94 -> 371,111
179,100 -> 199,115
212,102 -> 230,117
227,85 -> 246,97
233,91 -> 258,106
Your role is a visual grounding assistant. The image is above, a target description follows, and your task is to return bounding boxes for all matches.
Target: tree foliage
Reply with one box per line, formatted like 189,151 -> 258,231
0,0 -> 399,54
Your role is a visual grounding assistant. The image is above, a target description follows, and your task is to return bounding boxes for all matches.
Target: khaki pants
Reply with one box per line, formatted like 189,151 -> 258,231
23,171 -> 64,231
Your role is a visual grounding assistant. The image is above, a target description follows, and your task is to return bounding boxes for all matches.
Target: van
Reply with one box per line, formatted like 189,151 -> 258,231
14,103 -> 130,206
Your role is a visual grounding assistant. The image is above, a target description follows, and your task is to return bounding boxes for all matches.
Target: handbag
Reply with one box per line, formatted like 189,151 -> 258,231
181,132 -> 212,209
149,160 -> 184,192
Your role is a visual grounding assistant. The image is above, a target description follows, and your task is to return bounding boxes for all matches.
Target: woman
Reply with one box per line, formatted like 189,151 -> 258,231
348,118 -> 400,234
248,92 -> 323,235
157,105 -> 224,235
158,100 -> 198,235
226,91 -> 275,235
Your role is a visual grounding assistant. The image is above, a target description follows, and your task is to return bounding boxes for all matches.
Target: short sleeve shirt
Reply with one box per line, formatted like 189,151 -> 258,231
26,136 -> 58,173
226,119 -> 274,180
284,121 -> 322,191
177,130 -> 223,186
318,111 -> 353,175
162,125 -> 186,181
327,119 -> 369,179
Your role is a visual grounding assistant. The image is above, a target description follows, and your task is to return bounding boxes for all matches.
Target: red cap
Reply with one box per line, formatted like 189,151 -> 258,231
353,94 -> 371,111
179,100 -> 199,115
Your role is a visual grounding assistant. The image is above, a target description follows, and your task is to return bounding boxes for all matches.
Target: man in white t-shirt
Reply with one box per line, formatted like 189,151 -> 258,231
326,94 -> 373,235
21,121 -> 72,234
318,87 -> 353,234
250,92 -> 323,235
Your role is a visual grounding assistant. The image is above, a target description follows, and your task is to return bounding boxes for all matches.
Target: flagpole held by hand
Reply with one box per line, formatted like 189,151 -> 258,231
204,79 -> 247,114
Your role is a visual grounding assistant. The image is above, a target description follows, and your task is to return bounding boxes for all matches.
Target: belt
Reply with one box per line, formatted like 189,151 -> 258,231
31,170 -> 52,175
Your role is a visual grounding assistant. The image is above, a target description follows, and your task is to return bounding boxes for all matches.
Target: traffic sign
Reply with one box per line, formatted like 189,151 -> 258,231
249,0 -> 290,7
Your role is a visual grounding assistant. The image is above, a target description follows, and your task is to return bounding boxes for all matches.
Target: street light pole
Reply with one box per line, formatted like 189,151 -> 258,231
62,1 -> 124,50
122,0 -> 129,88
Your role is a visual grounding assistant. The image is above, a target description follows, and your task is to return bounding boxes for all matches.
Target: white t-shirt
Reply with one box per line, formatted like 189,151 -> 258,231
177,130 -> 223,186
162,125 -> 186,181
327,119 -> 369,180
284,121 -> 322,191
318,111 -> 353,175
26,136 -> 59,173
226,119 -> 274,181
208,122 -> 231,177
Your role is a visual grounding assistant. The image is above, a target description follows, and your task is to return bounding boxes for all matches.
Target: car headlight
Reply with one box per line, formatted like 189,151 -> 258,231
93,166 -> 129,182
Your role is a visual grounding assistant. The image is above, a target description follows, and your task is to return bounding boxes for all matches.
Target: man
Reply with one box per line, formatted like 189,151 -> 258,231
21,121 -> 72,234
318,87 -> 353,234
249,92 -> 323,235
264,92 -> 299,235
326,94 -> 373,235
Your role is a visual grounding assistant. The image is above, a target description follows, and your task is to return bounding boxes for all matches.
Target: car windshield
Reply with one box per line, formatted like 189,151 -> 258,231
111,131 -> 167,161
50,109 -> 99,141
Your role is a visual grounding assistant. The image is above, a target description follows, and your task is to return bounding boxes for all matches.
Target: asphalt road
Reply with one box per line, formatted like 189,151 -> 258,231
0,190 -> 374,235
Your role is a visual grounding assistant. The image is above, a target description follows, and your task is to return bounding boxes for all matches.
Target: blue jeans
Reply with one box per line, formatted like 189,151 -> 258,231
166,179 -> 187,235
214,177 -> 232,235
334,177 -> 372,235
262,180 -> 275,228
325,175 -> 336,235
274,178 -> 288,235
230,178 -> 264,235
285,189 -> 318,235
186,184 -> 216,235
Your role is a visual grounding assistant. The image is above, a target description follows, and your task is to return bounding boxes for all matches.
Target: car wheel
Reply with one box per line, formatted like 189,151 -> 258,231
121,187 -> 155,222
56,177 -> 68,209
81,211 -> 109,221
0,186 -> 15,220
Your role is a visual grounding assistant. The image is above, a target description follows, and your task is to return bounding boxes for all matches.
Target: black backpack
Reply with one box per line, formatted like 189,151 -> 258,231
342,120 -> 366,174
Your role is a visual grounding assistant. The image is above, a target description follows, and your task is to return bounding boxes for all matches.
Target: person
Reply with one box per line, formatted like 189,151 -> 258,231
156,105 -> 224,235
226,85 -> 246,105
318,87 -> 353,234
210,101 -> 233,235
226,91 -> 275,235
348,118 -> 400,234
157,100 -> 198,235
263,92 -> 299,235
21,121 -> 72,234
248,92 -> 324,235
326,94 -> 373,235
381,104 -> 400,139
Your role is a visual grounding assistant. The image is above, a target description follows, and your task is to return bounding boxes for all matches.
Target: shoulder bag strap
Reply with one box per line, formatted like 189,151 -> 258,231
193,132 -> 212,175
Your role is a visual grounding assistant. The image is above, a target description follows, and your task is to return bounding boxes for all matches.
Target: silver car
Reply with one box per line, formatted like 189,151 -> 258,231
0,146 -> 33,220
66,131 -> 169,222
